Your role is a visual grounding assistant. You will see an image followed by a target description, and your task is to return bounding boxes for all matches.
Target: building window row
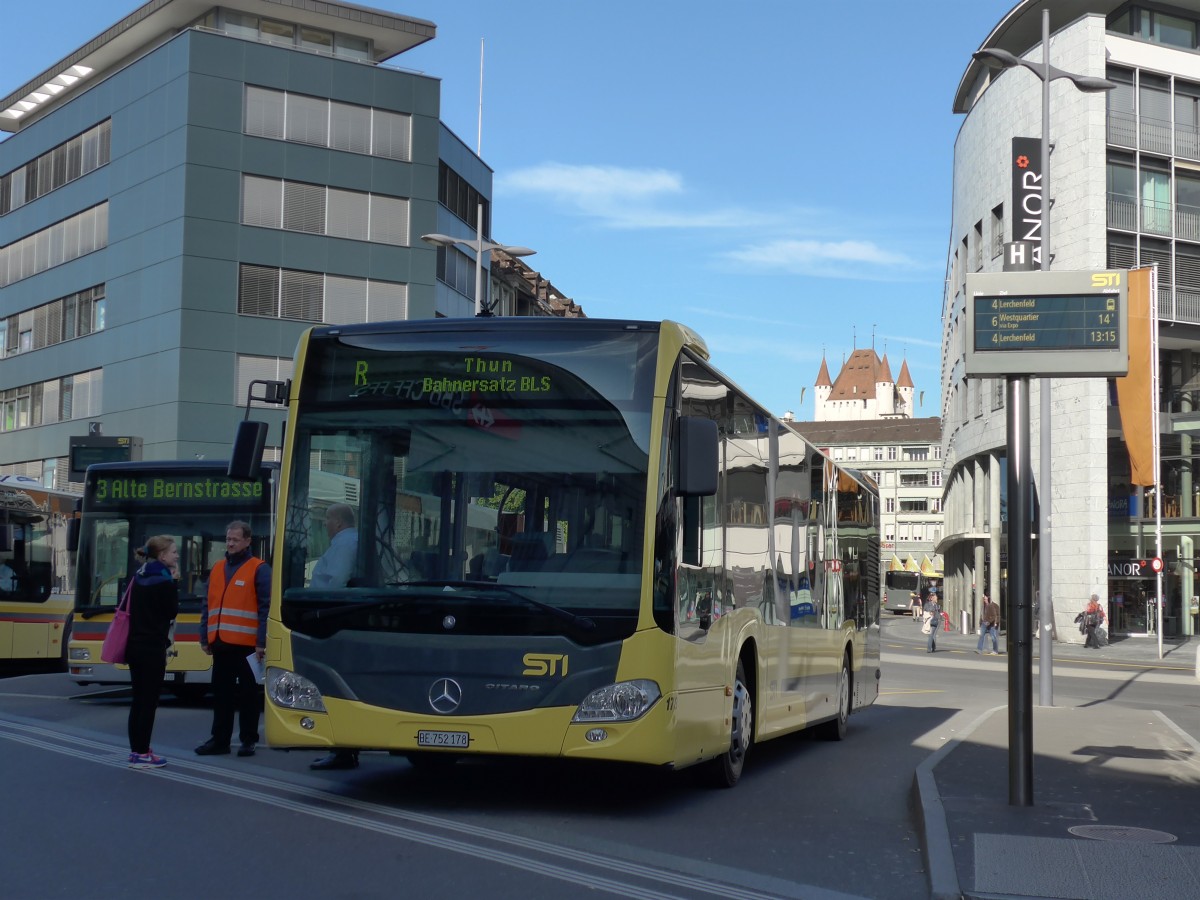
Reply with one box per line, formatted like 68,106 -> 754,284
0,368 -> 101,433
439,162 -> 490,232
241,175 -> 409,245
194,9 -> 371,61
0,456 -> 69,491
236,355 -> 295,408
1110,7 -> 1199,52
0,120 -> 110,216
238,264 -> 407,324
434,244 -> 483,300
0,203 -> 108,288
0,285 -> 104,359
244,86 -> 411,161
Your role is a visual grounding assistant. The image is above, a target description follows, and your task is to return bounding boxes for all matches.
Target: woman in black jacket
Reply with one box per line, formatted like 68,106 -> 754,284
126,536 -> 179,768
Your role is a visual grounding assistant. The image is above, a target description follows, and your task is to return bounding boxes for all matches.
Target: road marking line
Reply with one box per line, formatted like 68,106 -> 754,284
0,718 -> 795,900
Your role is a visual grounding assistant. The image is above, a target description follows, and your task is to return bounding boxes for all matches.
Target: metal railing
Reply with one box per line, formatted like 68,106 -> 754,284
1107,111 -> 1136,148
1142,198 -> 1172,235
1107,195 -> 1137,231
1141,116 -> 1173,155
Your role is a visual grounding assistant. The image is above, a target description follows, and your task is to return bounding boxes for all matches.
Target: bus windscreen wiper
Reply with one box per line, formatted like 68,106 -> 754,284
434,581 -> 597,633
296,582 -> 595,632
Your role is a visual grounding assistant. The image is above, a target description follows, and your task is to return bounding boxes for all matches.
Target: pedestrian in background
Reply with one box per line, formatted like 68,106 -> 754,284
923,591 -> 942,653
126,536 -> 179,768
910,589 -> 923,620
195,521 -> 270,758
975,592 -> 1000,655
1081,593 -> 1106,649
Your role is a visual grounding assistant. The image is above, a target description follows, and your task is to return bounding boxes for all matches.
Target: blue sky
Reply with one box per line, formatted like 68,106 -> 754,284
2,0 -> 1018,419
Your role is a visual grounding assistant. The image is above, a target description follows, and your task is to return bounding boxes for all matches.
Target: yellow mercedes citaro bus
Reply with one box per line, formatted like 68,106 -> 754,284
239,318 -> 880,786
68,460 -> 275,697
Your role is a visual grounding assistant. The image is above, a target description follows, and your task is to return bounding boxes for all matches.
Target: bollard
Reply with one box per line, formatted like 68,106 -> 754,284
960,610 -> 972,635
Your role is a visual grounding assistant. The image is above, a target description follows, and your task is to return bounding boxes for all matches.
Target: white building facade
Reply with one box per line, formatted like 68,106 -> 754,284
943,0 -> 1200,641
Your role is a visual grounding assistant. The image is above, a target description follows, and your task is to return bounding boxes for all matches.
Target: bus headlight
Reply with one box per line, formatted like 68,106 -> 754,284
572,680 -> 660,723
266,668 -> 326,712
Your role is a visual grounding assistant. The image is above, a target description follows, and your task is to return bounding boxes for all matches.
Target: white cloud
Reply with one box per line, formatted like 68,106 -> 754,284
721,239 -> 925,278
497,162 -> 779,230
498,162 -> 938,277
500,163 -> 682,200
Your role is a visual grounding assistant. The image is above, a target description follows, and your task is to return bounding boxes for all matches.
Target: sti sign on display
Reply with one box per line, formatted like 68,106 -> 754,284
964,270 -> 1129,377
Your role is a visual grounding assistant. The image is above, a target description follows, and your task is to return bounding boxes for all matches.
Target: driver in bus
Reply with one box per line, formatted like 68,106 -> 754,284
309,504 -> 358,590
308,503 -> 362,772
0,556 -> 16,593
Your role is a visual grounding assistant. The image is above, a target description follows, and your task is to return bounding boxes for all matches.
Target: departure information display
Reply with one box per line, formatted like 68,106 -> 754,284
972,293 -> 1120,351
964,270 -> 1129,377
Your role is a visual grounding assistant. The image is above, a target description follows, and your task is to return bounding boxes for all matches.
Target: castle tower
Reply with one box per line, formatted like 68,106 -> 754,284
877,353 -> 896,416
896,359 -> 915,418
814,356 -> 833,420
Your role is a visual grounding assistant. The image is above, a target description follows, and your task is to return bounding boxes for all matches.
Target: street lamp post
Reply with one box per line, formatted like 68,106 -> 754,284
972,9 -> 1115,806
421,203 -> 536,316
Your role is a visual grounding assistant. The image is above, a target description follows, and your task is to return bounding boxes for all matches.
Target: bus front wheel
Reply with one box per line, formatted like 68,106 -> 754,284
705,660 -> 752,788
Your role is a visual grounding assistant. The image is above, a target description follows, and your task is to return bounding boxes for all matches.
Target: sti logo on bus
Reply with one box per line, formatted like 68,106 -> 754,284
523,653 -> 569,676
1092,272 -> 1121,288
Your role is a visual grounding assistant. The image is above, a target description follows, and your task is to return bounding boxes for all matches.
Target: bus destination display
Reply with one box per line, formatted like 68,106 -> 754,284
89,473 -> 266,508
973,293 -> 1119,351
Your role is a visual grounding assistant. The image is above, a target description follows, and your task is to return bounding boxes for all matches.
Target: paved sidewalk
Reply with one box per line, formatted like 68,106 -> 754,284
904,623 -> 1200,899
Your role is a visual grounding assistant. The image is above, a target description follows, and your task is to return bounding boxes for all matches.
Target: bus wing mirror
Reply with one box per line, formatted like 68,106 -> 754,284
228,420 -> 268,481
678,416 -> 718,497
228,379 -> 287,481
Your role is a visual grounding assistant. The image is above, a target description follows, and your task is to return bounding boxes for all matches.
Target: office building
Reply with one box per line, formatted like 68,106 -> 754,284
943,0 -> 1200,639
0,0 -> 566,485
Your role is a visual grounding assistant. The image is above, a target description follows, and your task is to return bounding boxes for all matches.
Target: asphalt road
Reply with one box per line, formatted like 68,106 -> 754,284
3,617 -> 1195,900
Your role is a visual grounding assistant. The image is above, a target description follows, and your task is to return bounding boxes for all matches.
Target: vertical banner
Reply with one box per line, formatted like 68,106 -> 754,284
1012,137 -> 1043,265
1116,267 -> 1154,485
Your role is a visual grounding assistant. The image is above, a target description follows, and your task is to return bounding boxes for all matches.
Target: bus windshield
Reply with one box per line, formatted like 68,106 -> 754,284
281,326 -> 659,642
886,572 -> 920,594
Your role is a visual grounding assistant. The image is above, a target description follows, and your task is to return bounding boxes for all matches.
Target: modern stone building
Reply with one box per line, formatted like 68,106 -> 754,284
943,0 -> 1200,640
0,0 -> 572,487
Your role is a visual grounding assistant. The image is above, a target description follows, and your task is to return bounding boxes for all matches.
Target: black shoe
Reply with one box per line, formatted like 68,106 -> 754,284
237,742 -> 256,757
310,751 -> 358,771
194,739 -> 231,756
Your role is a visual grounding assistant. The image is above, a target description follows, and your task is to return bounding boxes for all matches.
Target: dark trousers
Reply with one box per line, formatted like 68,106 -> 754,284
209,643 -> 261,745
1084,625 -> 1100,648
127,644 -> 167,754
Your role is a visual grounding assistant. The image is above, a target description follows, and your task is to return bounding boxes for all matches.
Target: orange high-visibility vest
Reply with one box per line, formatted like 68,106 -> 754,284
206,558 -> 264,648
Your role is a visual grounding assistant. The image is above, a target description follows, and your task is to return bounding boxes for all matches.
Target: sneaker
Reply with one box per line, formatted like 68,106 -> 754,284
128,751 -> 166,768
974,649 -> 981,654
987,650 -> 999,655
194,739 -> 231,756
237,742 -> 256,757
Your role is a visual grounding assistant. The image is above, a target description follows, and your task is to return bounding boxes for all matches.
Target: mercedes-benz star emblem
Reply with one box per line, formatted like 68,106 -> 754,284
442,615 -> 456,630
428,678 -> 463,714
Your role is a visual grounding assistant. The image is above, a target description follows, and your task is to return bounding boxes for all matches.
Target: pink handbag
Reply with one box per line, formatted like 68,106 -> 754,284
100,580 -> 134,664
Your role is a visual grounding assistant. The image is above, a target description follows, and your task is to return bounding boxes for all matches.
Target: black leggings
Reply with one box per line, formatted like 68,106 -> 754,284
127,645 -> 168,754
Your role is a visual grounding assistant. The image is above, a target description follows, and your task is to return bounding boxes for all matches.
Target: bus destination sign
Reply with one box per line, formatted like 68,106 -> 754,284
964,270 -> 1129,377
89,473 -> 266,509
